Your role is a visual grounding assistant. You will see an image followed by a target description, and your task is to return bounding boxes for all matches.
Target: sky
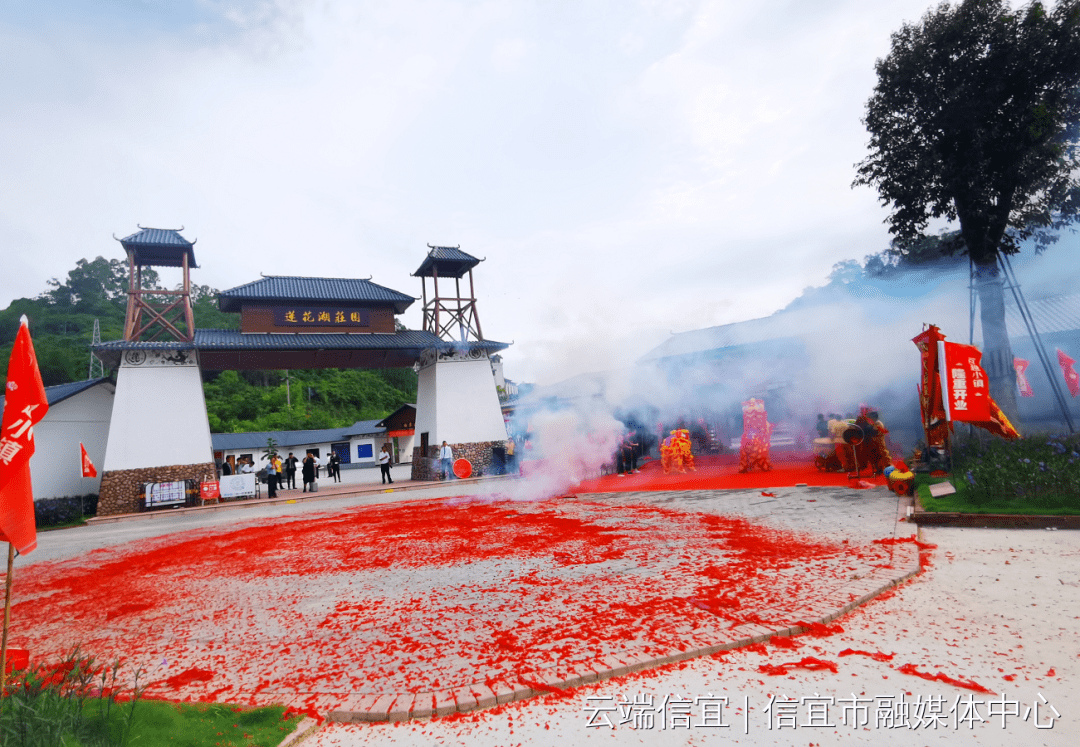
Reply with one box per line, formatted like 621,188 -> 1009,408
1,0 -> 954,385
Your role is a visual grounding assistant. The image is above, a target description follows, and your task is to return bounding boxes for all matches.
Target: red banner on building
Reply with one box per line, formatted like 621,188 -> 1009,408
1058,349 -> 1080,398
1013,358 -> 1034,397
938,341 -> 992,422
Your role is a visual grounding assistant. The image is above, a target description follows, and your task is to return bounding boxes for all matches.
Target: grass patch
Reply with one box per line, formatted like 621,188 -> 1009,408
916,472 -> 1080,514
104,700 -> 304,747
1,647 -> 304,747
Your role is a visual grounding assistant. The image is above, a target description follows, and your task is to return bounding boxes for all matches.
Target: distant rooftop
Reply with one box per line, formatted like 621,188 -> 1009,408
217,276 -> 416,314
413,245 -> 482,279
117,227 -> 197,268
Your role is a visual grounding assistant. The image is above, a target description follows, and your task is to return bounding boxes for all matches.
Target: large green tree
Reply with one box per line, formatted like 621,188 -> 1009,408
854,0 -> 1080,425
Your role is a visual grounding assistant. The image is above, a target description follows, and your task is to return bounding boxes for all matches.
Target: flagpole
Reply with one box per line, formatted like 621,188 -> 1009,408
0,543 -> 14,699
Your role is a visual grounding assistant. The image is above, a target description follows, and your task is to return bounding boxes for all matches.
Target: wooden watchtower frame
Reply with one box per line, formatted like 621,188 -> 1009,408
116,227 -> 197,342
413,245 -> 485,343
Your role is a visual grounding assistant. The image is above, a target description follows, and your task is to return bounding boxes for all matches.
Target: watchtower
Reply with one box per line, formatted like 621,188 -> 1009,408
117,227 -> 197,341
410,245 -> 507,479
414,245 -> 485,342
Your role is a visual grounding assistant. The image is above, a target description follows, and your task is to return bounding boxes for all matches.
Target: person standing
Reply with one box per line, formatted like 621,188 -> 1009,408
379,444 -> 393,484
284,452 -> 298,490
328,451 -> 340,482
220,458 -> 232,477
302,453 -> 316,492
266,454 -> 279,498
505,436 -> 516,475
439,441 -> 454,480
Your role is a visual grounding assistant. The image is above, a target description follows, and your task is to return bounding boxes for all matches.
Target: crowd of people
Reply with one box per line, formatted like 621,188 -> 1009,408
813,408 -> 892,475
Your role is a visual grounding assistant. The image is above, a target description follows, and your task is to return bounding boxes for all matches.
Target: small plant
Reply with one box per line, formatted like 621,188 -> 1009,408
0,646 -> 146,747
262,436 -> 279,463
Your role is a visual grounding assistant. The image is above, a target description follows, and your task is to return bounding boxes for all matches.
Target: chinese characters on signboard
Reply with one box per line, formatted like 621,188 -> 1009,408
145,480 -> 187,508
272,307 -> 371,327
937,341 -> 991,422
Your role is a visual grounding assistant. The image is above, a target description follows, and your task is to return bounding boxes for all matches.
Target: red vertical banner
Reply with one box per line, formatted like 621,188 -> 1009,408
0,317 -> 50,555
912,326 -> 948,447
1013,358 -> 1034,397
937,341 -> 992,423
1058,349 -> 1079,397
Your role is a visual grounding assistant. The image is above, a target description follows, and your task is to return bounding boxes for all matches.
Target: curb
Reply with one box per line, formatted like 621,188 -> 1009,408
324,538 -> 925,724
277,716 -> 322,746
911,494 -> 1080,529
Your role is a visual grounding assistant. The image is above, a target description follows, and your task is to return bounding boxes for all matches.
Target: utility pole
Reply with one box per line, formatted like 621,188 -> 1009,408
88,319 -> 104,379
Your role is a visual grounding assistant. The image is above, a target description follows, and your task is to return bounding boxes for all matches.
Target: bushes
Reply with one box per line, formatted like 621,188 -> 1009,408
950,433 -> 1080,510
34,494 -> 97,528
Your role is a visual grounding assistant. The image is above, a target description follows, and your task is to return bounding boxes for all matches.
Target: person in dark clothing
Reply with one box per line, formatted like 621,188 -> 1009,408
220,459 -> 232,477
378,444 -> 393,484
302,453 -> 316,492
284,452 -> 298,490
328,452 -> 341,482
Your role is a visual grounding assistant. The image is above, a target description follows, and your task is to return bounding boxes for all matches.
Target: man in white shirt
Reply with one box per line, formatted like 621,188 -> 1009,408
439,441 -> 454,480
378,444 -> 393,484
239,459 -> 254,474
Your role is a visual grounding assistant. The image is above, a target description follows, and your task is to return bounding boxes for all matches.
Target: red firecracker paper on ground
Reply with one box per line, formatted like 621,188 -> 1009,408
0,317 -> 49,555
79,442 -> 97,478
1058,349 -> 1080,397
1013,357 -> 1034,397
937,341 -> 992,423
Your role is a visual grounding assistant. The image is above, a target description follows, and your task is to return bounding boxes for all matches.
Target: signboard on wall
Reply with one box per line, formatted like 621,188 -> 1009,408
145,480 -> 187,508
219,473 -> 257,499
272,307 -> 370,327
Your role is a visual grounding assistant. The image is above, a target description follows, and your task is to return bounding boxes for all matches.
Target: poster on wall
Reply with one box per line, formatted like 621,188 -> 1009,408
219,473 -> 257,499
145,480 -> 187,508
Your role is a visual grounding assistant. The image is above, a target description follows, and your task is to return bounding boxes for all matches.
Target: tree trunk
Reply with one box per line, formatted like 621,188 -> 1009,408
973,258 -> 1021,429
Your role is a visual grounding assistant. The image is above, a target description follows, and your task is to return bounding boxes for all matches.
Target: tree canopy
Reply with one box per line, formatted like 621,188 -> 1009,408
853,0 -> 1080,425
855,0 -> 1080,260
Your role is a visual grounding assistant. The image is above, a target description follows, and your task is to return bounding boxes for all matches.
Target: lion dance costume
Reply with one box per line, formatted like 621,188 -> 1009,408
660,429 -> 696,474
738,398 -> 772,472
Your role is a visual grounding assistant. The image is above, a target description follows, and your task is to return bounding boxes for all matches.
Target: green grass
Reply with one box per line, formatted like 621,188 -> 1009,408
1,649 -> 305,747
916,472 -> 1080,515
2,695 -> 304,747
106,700 -> 304,747
39,519 -> 89,532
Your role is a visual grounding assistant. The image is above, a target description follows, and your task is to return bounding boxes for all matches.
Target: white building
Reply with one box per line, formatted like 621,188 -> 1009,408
0,378 -> 115,501
211,420 -> 394,474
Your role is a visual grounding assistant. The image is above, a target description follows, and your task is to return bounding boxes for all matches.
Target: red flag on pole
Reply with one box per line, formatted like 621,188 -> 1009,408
1013,357 -> 1034,397
0,316 -> 49,555
79,443 -> 97,478
1058,349 -> 1080,398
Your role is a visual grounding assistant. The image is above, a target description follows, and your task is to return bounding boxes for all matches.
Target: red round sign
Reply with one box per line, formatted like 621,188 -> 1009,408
453,458 -> 473,479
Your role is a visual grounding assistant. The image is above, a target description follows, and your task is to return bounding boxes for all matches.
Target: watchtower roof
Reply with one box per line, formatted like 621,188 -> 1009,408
217,276 -> 416,314
117,227 -> 197,268
413,245 -> 482,279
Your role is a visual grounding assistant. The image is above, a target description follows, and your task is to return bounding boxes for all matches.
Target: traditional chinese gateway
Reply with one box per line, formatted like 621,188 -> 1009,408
92,229 -> 509,515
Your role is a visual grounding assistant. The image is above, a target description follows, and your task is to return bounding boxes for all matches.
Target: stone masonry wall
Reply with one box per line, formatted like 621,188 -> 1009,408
410,441 -> 504,481
98,462 -> 217,516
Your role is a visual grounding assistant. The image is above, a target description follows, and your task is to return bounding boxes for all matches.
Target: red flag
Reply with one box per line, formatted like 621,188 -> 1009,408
1013,357 -> 1034,397
1058,349 -> 1080,398
79,443 -> 97,478
0,316 -> 49,555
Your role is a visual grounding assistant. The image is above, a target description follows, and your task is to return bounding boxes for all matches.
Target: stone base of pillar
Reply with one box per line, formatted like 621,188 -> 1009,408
410,441 -> 504,481
98,462 -> 217,516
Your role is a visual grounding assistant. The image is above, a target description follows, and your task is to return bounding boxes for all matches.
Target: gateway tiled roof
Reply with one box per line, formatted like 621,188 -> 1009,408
211,419 -> 386,450
91,329 -> 509,367
93,329 -> 507,352
413,245 -> 482,279
217,276 -> 416,314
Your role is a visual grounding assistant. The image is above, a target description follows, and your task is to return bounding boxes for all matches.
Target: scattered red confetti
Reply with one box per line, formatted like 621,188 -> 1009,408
282,705 -> 324,723
769,636 -> 801,649
1046,668 -> 1056,677
758,657 -> 839,676
794,621 -> 845,638
761,492 -> 776,497
895,663 -> 995,694
838,648 -> 894,662
11,495 -> 902,707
